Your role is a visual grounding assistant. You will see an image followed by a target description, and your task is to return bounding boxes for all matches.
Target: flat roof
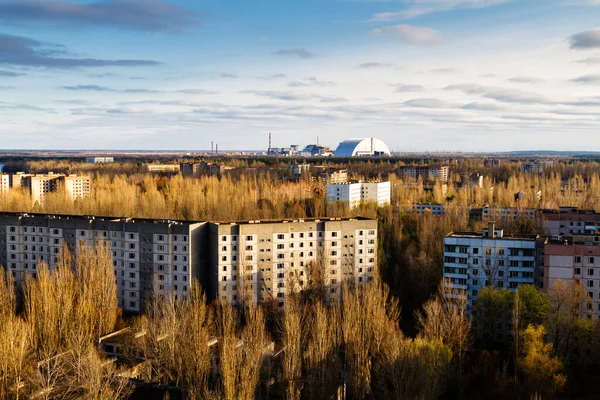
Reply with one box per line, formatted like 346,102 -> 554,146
0,211 -> 206,226
210,216 -> 375,225
447,231 -> 538,241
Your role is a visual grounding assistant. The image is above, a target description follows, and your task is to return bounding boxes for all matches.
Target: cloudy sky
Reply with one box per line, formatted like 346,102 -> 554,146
0,0 -> 599,152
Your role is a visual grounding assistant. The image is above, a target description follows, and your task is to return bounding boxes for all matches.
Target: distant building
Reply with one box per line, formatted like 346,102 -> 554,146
460,172 -> 484,188
180,163 -> 201,178
64,175 -> 91,200
86,157 -> 114,164
327,181 -> 391,208
481,206 -> 537,222
443,223 -> 538,313
484,159 -> 503,168
0,174 -> 10,195
301,144 -> 333,157
334,138 -> 391,157
541,207 -> 600,237
320,169 -> 348,184
398,165 -> 449,183
415,203 -> 444,216
289,164 -> 310,176
6,173 -> 91,203
146,164 -> 181,173
521,161 -> 553,174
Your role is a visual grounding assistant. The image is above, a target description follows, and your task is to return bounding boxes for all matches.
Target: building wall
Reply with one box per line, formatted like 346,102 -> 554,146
0,213 -> 207,313
443,229 -> 537,313
416,203 -> 444,216
361,182 -> 391,207
327,183 -> 362,208
210,218 -> 378,306
545,243 -> 600,318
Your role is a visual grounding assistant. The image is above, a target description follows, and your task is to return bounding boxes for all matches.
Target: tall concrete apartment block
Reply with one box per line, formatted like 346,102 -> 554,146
0,174 -> 9,194
0,213 -> 207,313
443,223 -> 538,313
544,240 -> 600,319
3,173 -> 91,203
209,218 -> 378,306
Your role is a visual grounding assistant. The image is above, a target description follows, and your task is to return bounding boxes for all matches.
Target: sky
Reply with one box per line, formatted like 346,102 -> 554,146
0,0 -> 600,152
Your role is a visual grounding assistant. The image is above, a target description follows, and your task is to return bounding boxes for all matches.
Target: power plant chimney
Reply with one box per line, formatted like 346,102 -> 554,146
269,132 -> 272,154
216,143 -> 218,154
371,137 -> 374,155
211,141 -> 214,153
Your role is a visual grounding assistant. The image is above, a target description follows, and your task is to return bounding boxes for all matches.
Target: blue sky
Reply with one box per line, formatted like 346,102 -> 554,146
0,0 -> 600,151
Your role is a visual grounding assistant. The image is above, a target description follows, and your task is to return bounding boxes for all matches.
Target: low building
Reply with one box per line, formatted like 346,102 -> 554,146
541,207 -> 600,237
415,203 -> 444,216
398,165 -> 449,183
327,181 -> 391,209
443,223 -> 538,313
146,164 -> 181,173
481,206 -> 537,222
86,157 -> 114,164
209,217 -> 378,306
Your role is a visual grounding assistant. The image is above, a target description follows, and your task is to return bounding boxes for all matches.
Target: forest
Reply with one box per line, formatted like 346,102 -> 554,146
0,157 -> 600,399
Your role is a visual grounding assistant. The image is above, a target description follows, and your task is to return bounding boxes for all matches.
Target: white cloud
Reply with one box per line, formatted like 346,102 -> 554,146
570,28 -> 600,49
368,0 -> 513,21
370,24 -> 442,44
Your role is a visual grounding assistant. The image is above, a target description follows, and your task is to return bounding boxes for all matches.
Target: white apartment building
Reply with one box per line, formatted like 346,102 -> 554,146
146,164 -> 181,173
86,157 -> 114,164
0,213 -> 205,313
443,223 -> 538,313
64,175 -> 91,200
290,164 -> 310,176
327,181 -> 391,209
209,218 -> 378,306
5,173 -> 91,203
521,161 -> 553,174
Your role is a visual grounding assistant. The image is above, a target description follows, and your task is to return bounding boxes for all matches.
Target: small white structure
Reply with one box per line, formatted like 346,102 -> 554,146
327,181 -> 391,209
86,157 -> 114,164
334,138 -> 391,157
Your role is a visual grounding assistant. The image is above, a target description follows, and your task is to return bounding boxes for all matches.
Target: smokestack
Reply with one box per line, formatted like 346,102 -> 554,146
269,132 -> 272,154
317,135 -> 320,146
211,141 -> 214,153
371,137 -> 374,155
488,222 -> 496,238
216,143 -> 218,154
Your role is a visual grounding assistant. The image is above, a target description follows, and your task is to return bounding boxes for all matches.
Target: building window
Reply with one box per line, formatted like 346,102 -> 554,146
473,248 -> 479,255
590,257 -> 595,264
588,269 -> 595,276
587,280 -> 594,288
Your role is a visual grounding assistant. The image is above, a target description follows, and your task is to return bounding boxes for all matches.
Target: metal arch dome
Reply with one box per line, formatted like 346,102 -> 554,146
333,138 -> 391,157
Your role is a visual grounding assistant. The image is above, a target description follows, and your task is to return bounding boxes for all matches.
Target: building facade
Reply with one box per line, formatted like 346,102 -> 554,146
415,203 -> 444,216
327,181 -> 391,209
443,224 -> 538,313
398,165 -> 449,183
146,164 -> 181,173
544,241 -> 600,319
0,213 -> 206,313
541,207 -> 600,237
481,206 -> 537,222
209,218 -> 378,306
0,174 -> 9,195
86,157 -> 114,164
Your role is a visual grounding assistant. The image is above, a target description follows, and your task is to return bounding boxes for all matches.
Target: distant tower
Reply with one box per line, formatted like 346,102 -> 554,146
211,141 -> 214,153
216,143 -> 218,154
317,136 -> 320,146
269,132 -> 272,154
371,137 -> 374,155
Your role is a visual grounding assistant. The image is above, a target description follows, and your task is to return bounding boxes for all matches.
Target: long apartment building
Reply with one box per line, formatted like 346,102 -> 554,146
443,223 -> 538,313
0,213 -> 378,311
1,172 -> 91,203
327,181 -> 391,209
209,218 -> 378,305
398,165 -> 449,183
0,213 -> 206,313
541,207 -> 600,237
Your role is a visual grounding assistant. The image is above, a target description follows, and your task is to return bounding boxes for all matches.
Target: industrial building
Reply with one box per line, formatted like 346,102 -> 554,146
209,217 -> 378,305
326,181 -> 391,209
333,138 -> 391,157
443,224 -> 538,313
